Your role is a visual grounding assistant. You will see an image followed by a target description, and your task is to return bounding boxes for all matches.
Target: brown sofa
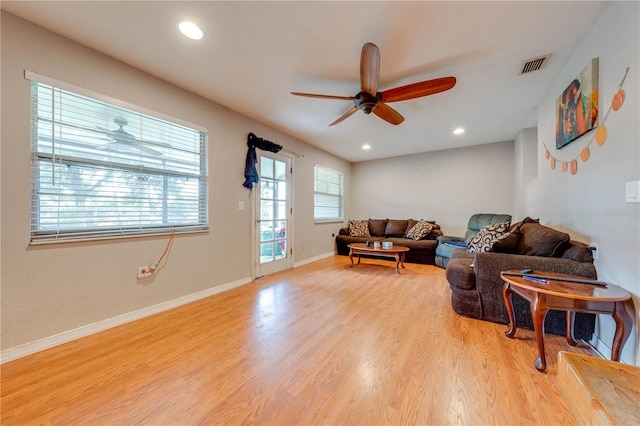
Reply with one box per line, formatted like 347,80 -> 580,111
445,218 -> 596,339
335,218 -> 443,265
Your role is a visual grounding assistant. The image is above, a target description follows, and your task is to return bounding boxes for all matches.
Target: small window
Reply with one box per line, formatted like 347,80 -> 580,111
314,165 -> 343,222
28,73 -> 208,243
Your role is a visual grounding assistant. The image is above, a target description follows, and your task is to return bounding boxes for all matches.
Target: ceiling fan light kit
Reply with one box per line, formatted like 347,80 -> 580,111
292,42 -> 456,126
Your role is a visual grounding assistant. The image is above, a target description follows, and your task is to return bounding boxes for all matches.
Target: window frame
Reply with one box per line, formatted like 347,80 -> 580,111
27,71 -> 209,244
313,164 -> 344,223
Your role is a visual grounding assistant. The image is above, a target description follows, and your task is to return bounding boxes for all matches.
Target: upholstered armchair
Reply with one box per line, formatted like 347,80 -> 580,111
435,213 -> 512,268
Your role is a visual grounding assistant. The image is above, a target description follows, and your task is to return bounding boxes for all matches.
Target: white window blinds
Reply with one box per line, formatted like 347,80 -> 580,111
314,165 -> 343,222
29,73 -> 208,243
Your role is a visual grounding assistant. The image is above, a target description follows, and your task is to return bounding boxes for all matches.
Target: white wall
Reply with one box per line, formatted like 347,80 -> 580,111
529,1 -> 639,364
351,141 -> 515,237
0,12 -> 350,355
514,127 -> 538,219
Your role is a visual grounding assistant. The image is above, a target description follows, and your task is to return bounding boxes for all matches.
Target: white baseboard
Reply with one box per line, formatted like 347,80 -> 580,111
0,277 -> 252,364
294,251 -> 335,268
591,335 -> 612,360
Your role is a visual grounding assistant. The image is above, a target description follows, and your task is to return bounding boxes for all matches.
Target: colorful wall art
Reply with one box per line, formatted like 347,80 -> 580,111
544,67 -> 628,176
555,58 -> 599,149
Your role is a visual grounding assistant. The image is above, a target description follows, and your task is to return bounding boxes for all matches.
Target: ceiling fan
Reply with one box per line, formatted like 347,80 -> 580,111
292,42 -> 456,126
96,117 -> 169,156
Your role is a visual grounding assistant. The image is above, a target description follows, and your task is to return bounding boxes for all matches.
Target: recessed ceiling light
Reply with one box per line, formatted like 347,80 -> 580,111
362,144 -> 371,150
453,127 -> 465,135
179,21 -> 204,40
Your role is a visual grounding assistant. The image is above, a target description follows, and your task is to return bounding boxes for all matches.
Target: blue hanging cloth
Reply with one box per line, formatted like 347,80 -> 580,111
243,132 -> 282,189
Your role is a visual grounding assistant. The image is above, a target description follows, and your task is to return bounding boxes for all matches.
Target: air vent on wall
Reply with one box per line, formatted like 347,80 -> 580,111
519,54 -> 551,75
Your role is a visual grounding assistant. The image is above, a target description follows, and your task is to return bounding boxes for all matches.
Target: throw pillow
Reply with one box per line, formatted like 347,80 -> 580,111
560,241 -> 594,263
517,222 -> 570,257
467,221 -> 510,253
348,220 -> 371,237
405,220 -> 435,240
490,230 -> 521,253
405,219 -> 418,235
404,219 -> 438,238
510,216 -> 540,232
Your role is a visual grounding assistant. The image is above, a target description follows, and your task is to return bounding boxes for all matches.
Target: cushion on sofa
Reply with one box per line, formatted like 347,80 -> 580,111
406,219 -> 418,234
517,222 -> 570,257
490,230 -> 521,253
405,220 -> 435,240
385,219 -> 408,237
427,228 -> 441,240
368,219 -> 388,237
348,220 -> 371,237
510,216 -> 540,231
404,219 -> 438,237
467,222 -> 510,253
559,240 -> 594,263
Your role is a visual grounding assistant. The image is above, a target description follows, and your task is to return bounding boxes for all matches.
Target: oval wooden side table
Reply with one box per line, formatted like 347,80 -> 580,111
500,270 -> 633,372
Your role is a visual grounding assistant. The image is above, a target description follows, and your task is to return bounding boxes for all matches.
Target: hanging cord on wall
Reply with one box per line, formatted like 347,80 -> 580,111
149,229 -> 176,274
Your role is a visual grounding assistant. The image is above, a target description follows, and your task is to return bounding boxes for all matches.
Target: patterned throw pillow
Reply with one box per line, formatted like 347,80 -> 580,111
467,221 -> 510,253
348,220 -> 371,237
405,220 -> 434,240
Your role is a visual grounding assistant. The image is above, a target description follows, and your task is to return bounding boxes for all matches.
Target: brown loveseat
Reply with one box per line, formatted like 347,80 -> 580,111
445,218 -> 596,339
335,219 -> 443,265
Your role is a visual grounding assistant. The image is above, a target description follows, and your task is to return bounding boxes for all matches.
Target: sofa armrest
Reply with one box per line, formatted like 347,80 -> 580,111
475,252 -> 597,283
437,235 -> 465,244
472,252 -> 597,324
338,227 -> 349,236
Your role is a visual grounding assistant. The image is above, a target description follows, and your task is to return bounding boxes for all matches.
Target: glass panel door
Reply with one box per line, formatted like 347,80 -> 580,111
255,153 -> 292,277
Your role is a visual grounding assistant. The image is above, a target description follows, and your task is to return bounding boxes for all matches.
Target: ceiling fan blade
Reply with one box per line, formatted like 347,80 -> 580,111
291,92 -> 356,101
329,105 -> 359,126
373,102 -> 404,125
360,42 -> 380,96
137,144 -> 163,156
381,76 -> 457,103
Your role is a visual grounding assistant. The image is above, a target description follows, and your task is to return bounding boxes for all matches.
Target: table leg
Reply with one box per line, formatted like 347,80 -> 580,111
566,311 -> 578,346
394,254 -> 400,274
530,292 -> 549,372
349,248 -> 354,267
611,299 -> 634,361
502,282 -> 517,338
400,253 -> 405,269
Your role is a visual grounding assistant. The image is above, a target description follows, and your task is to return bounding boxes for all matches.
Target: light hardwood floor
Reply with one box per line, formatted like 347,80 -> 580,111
2,256 -> 597,425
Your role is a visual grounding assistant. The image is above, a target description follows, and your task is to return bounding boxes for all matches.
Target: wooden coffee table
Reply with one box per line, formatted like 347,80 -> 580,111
501,270 -> 633,372
347,243 -> 409,274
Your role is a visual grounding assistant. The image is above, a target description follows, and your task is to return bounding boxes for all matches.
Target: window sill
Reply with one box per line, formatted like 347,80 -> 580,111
29,228 -> 208,246
314,219 -> 344,225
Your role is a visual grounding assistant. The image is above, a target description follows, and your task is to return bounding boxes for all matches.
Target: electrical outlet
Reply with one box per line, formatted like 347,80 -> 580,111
137,265 -> 152,279
626,180 -> 640,203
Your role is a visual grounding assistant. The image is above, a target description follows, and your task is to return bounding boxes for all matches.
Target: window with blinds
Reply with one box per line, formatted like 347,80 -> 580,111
29,73 -> 208,243
314,165 -> 343,222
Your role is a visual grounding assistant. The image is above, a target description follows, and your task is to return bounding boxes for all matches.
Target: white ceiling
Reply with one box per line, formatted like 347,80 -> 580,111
2,1 -> 607,162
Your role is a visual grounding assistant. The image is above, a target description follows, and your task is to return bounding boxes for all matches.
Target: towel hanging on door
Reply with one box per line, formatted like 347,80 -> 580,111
243,132 -> 282,189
